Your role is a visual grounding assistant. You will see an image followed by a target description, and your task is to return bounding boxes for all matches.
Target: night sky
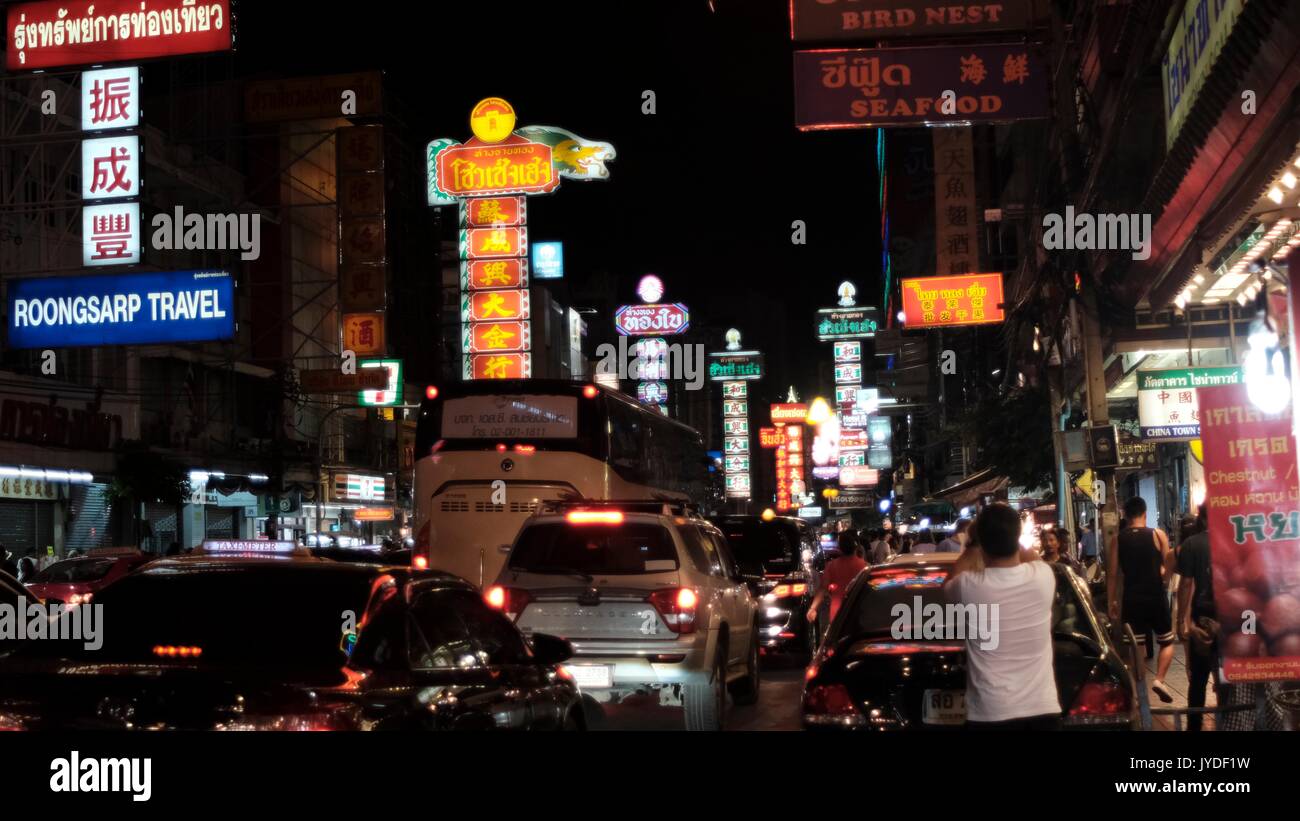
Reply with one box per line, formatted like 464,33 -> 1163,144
236,0 -> 883,399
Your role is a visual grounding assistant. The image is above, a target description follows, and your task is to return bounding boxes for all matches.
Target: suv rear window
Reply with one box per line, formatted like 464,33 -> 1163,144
510,522 -> 678,575
31,558 -> 117,584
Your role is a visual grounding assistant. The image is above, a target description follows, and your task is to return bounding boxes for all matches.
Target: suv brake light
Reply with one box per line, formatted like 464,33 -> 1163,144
646,588 -> 698,634
803,683 -> 865,726
566,510 -> 624,525
484,585 -> 532,622
770,583 -> 808,598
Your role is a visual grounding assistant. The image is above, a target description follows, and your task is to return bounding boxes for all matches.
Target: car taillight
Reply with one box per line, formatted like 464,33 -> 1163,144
484,585 -> 531,621
646,588 -> 698,634
1065,677 -> 1132,726
67,592 -> 93,606
152,645 -> 203,659
803,683 -> 864,726
413,555 -> 429,570
770,583 -> 808,598
566,510 -> 624,524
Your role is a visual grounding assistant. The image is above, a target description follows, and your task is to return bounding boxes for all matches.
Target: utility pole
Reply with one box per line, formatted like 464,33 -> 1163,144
1081,287 -> 1120,583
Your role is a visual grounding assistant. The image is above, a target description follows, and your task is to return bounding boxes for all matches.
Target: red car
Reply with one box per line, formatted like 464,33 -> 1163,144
24,549 -> 154,604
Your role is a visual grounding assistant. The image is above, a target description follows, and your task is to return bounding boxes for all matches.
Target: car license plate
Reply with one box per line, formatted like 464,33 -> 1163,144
565,664 -> 613,689
922,689 -> 965,725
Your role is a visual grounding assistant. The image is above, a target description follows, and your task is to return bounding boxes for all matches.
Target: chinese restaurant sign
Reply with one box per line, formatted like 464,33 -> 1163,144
6,0 -> 233,71
1137,367 -> 1242,441
793,43 -> 1048,130
1161,0 -> 1245,150
790,0 -> 1033,42
1198,383 -> 1300,683
900,273 -> 1005,328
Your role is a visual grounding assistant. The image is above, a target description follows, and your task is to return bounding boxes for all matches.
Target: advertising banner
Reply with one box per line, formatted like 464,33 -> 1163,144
817,307 -> 880,340
708,353 -> 764,382
6,270 -> 233,348
6,0 -> 233,71
463,196 -> 526,227
934,127 -> 980,277
614,303 -> 690,336
1199,383 -> 1300,682
794,43 -> 1047,130
900,273 -> 1005,328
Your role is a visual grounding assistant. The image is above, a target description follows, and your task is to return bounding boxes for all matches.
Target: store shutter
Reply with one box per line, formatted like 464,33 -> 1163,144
205,509 -> 235,539
0,500 -> 38,552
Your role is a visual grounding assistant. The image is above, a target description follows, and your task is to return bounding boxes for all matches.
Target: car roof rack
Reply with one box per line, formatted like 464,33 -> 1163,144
536,498 -> 701,518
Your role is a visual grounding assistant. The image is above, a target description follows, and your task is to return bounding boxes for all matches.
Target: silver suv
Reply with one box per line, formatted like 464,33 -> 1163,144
486,501 -> 759,730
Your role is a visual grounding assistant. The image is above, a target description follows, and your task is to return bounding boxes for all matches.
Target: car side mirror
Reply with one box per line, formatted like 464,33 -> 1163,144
530,632 -> 574,666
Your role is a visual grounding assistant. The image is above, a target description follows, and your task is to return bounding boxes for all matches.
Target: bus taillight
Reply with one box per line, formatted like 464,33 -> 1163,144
514,444 -> 536,454
582,385 -> 599,399
425,385 -> 439,400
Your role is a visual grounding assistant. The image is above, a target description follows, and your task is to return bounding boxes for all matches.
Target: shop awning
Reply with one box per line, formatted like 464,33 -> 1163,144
929,469 -> 1010,509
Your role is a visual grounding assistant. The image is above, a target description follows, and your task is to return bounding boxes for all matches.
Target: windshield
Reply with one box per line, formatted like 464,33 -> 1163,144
510,522 -> 678,575
30,558 -> 118,584
6,567 -> 376,669
718,521 -> 796,575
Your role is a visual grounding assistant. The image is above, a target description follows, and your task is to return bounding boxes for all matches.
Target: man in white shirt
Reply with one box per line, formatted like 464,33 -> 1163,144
943,503 -> 1061,729
910,529 -> 939,554
937,518 -> 971,552
868,529 -> 892,564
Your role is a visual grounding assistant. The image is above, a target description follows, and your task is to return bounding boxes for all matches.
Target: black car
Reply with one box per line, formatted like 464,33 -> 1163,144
802,555 -> 1136,730
0,570 -> 22,605
0,556 -> 584,730
713,515 -> 819,656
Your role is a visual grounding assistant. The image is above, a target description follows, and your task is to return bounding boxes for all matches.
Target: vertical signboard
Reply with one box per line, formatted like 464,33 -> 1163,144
933,127 -> 979,278
1199,383 -> 1300,682
337,124 -> 388,341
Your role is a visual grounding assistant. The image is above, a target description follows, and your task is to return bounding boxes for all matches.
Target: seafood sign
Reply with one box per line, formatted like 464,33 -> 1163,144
6,0 -> 232,71
794,43 -> 1047,129
899,273 -> 1005,328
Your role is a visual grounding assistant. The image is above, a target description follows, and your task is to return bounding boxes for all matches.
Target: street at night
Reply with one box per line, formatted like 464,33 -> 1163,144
0,0 -> 1298,806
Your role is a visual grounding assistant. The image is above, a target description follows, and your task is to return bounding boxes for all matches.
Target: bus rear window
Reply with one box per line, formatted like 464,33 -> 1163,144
509,523 -> 679,575
440,395 -> 579,439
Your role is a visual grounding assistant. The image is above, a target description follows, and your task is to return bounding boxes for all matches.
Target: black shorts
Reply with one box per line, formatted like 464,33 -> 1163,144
1123,596 -> 1175,645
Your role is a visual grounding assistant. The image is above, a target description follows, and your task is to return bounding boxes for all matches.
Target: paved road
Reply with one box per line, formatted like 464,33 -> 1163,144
727,658 -> 805,731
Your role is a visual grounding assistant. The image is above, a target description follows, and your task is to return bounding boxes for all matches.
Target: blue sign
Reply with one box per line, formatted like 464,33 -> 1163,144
6,270 -> 235,349
531,241 -> 564,280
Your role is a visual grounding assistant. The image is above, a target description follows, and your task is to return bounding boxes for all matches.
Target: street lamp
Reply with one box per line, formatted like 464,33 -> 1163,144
806,396 -> 832,425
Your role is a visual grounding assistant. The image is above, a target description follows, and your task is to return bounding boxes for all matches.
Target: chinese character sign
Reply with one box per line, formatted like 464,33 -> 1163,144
81,135 -> 139,200
1137,367 -> 1243,441
794,44 -> 1047,130
342,312 -> 385,356
900,273 -> 1005,328
1198,383 -> 1300,683
82,66 -> 139,131
82,202 -> 140,266
933,128 -> 979,278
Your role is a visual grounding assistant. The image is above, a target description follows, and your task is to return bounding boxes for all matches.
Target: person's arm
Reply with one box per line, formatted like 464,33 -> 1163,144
1156,528 -> 1175,584
943,545 -> 982,597
806,560 -> 833,622
1176,574 -> 1194,640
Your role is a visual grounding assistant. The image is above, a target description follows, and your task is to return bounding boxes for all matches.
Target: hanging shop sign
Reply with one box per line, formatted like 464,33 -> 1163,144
770,403 -> 809,424
899,273 -> 1005,328
6,269 -> 232,349
342,312 -> 385,357
6,0 -> 233,71
614,303 -> 690,336
708,352 -> 764,382
1137,367 -> 1243,441
461,227 -> 528,260
332,473 -> 388,503
245,72 -> 383,124
462,290 -> 530,323
531,241 -> 565,280
759,427 -> 786,448
462,196 -> 526,227
81,134 -> 140,201
463,321 -> 531,355
465,353 -> 532,381
839,465 -> 880,487
298,368 -> 389,395
794,43 -> 1048,130
357,359 -> 402,407
817,307 -> 880,340
462,259 -> 528,292
1161,0 -> 1246,150
933,127 -> 980,278
1198,382 -> 1300,683
790,0 -> 1033,42
1117,433 -> 1160,471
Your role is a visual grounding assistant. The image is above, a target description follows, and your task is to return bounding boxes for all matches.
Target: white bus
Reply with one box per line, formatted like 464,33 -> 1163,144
412,379 -> 713,587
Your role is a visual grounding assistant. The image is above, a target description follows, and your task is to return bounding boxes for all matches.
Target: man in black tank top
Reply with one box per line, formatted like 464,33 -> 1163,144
1107,496 -> 1177,703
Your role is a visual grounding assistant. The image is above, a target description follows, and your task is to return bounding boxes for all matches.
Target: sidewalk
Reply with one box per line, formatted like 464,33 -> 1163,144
1142,642 -> 1217,731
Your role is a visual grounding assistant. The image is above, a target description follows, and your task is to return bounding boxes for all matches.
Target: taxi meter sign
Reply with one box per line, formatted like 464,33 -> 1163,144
201,540 -> 297,555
